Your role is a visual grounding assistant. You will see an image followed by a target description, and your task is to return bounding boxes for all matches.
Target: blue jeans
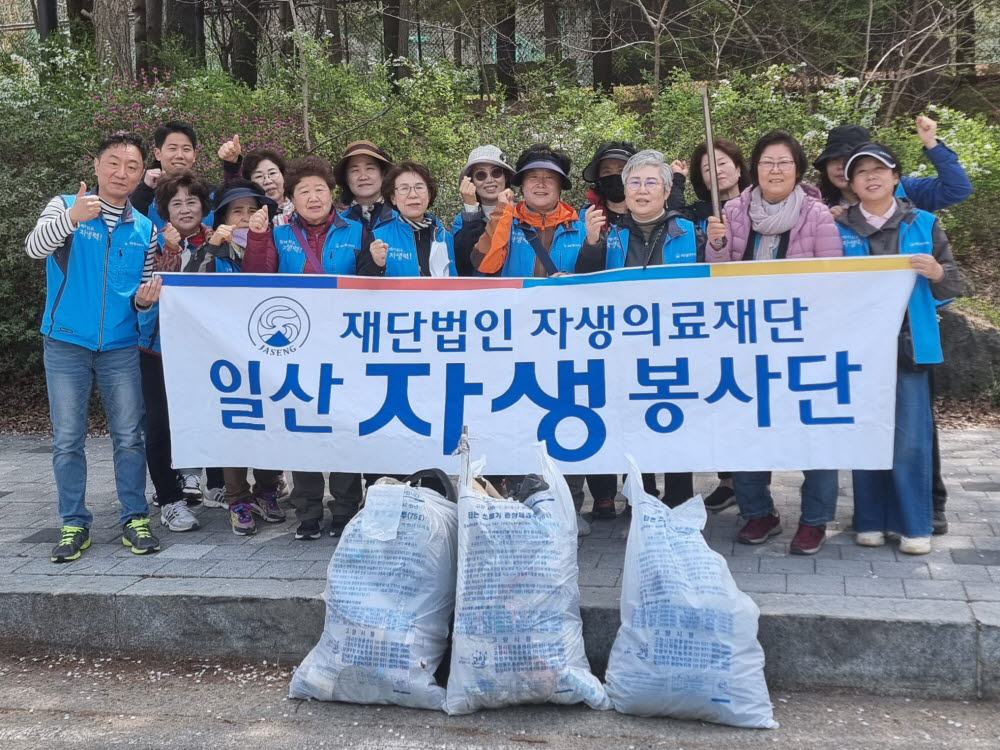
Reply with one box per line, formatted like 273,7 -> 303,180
733,469 -> 839,526
852,367 -> 933,537
44,337 -> 149,527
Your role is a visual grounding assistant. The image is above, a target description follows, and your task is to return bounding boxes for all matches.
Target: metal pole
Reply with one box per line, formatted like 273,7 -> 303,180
700,85 -> 722,220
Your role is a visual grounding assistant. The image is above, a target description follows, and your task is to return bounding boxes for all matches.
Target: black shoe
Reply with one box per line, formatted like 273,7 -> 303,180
295,519 -> 322,541
122,517 -> 161,555
932,510 -> 949,536
51,525 -> 91,563
704,485 -> 737,512
327,515 -> 353,537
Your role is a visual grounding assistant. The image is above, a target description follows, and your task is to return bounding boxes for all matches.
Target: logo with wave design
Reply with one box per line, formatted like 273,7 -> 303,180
247,297 -> 311,355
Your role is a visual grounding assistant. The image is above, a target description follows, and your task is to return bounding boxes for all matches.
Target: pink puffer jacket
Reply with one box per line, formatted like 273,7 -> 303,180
706,183 -> 843,262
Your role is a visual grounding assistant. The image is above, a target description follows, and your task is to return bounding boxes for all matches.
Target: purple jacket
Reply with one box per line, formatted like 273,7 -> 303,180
707,183 -> 843,262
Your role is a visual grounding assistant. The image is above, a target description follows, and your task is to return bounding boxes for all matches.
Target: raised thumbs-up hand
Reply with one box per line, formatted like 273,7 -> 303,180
67,182 -> 101,225
161,222 -> 181,250
248,205 -> 270,233
218,134 -> 242,163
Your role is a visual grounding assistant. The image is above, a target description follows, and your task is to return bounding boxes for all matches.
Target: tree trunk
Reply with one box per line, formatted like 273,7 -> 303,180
543,0 -> 559,61
495,0 -> 517,99
453,22 -> 462,66
652,31 -> 660,90
95,0 -> 135,77
592,0 -> 612,92
166,0 -> 205,67
66,0 -> 95,47
278,0 -> 293,57
147,0 -> 162,60
232,0 -> 260,87
135,0 -> 149,73
325,0 -> 343,64
36,0 -> 59,39
955,3 -> 976,81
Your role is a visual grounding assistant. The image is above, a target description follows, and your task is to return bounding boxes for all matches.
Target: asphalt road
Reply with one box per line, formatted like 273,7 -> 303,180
0,651 -> 996,750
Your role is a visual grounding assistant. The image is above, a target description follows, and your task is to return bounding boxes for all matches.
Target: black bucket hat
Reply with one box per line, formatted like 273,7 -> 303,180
212,181 -> 276,228
813,124 -> 872,171
582,142 -> 638,183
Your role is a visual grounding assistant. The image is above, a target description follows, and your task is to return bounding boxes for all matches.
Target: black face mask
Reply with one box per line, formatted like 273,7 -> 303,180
595,174 -> 625,203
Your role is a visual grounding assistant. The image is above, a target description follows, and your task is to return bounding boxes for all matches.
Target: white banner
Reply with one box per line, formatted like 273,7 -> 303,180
159,257 -> 915,474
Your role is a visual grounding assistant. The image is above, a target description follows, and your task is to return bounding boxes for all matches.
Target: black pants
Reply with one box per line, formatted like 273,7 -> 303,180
139,351 -> 183,505
585,474 -> 618,503
290,471 -> 366,523
641,472 -> 695,509
140,351 -> 223,503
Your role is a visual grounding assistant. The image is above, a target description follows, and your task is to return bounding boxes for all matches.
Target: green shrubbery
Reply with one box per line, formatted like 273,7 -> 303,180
2,37 -> 999,381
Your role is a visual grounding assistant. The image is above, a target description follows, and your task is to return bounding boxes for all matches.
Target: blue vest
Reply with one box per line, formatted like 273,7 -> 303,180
839,209 -> 943,364
373,214 -> 456,277
42,194 -> 152,352
272,213 -> 363,275
498,217 -> 586,277
604,217 -> 698,268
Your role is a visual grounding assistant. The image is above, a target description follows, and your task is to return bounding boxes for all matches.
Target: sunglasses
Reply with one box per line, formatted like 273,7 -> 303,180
472,167 -> 506,182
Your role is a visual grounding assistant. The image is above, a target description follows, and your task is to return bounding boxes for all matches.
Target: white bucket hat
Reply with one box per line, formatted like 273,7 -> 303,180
459,145 -> 515,183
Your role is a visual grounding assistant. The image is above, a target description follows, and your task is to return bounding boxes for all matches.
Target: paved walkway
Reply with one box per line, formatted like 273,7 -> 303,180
2,430 -> 998,600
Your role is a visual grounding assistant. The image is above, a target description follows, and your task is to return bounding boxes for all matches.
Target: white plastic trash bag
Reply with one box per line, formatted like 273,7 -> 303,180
289,473 -> 458,711
604,455 -> 778,728
445,445 -> 612,714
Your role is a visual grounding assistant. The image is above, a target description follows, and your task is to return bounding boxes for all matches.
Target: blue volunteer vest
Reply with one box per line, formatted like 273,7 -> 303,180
839,209 -> 943,364
498,217 -> 587,277
372,214 -> 457,277
272,213 -> 363,274
604,217 -> 698,268
41,193 -> 152,351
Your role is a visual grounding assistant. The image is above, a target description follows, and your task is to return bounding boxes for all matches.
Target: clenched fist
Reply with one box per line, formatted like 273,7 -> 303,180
143,168 -> 162,189
916,115 -> 938,149
68,182 -> 100,225
369,239 -> 388,267
584,207 -> 606,245
706,215 -> 727,248
210,224 -> 234,246
496,188 -> 515,208
459,176 -> 478,205
670,159 -> 689,178
162,222 -> 181,250
248,206 -> 270,233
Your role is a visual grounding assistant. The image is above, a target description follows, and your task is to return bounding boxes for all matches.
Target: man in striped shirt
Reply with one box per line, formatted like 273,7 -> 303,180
25,131 -> 164,563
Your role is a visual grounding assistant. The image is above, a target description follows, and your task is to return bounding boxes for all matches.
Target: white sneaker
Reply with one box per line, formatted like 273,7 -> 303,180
855,531 -> 886,547
201,486 -> 228,509
180,473 -> 202,500
576,514 -> 591,538
160,501 -> 200,532
899,535 -> 932,555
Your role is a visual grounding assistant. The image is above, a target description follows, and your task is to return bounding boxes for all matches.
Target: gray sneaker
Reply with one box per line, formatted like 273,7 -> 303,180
576,513 -> 592,537
160,500 -> 200,532
201,486 -> 228,509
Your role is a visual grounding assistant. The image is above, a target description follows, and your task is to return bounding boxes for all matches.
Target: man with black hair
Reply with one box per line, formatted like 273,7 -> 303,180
26,131 -> 164,563
129,120 -> 242,233
472,143 -> 588,277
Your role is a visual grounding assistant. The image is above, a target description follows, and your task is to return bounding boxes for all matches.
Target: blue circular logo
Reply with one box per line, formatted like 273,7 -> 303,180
248,297 -> 310,354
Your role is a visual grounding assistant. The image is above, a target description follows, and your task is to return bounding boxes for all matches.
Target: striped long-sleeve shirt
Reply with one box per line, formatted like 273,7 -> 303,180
25,196 -> 157,309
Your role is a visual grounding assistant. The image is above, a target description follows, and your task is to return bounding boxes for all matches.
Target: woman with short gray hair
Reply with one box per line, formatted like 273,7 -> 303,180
575,148 -> 703,513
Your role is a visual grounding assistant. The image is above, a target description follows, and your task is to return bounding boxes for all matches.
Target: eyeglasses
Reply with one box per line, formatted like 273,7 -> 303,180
395,183 -> 429,196
758,159 -> 796,173
624,178 -> 664,191
251,169 -> 281,183
473,167 -> 505,182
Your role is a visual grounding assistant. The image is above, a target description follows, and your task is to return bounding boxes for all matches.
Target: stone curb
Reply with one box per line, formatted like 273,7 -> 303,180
2,576 -> 995,700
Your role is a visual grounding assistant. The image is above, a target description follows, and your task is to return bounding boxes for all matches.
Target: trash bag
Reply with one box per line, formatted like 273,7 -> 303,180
289,469 -> 458,711
445,445 -> 611,715
604,455 -> 778,729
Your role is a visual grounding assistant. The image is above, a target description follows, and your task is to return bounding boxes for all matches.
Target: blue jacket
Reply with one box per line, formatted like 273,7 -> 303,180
273,213 -> 364,274
372,213 -> 456,276
838,208 -> 943,364
896,141 -> 973,212
491,216 -> 587,277
41,193 -> 152,352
